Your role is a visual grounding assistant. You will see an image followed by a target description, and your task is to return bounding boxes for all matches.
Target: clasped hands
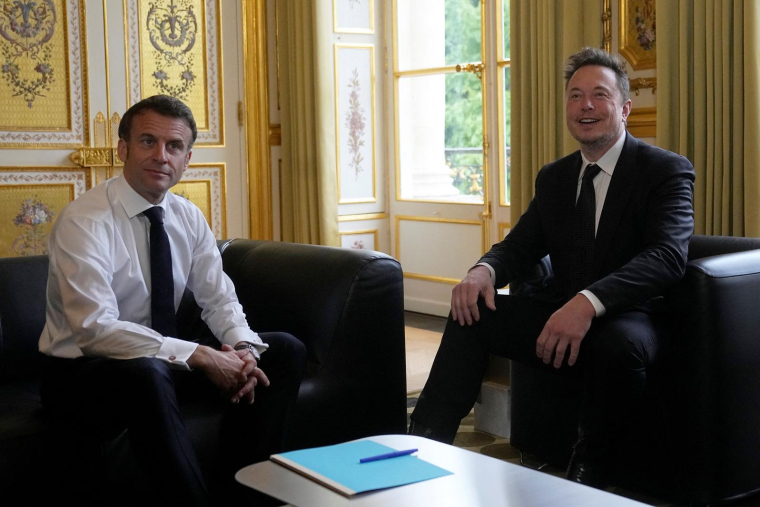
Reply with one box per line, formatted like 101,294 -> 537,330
451,266 -> 595,369
189,342 -> 270,404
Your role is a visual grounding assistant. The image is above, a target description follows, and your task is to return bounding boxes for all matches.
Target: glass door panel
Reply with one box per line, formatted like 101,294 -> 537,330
496,0 -> 511,208
396,0 -> 483,72
397,71 -> 483,203
501,65 -> 511,205
502,0 -> 510,59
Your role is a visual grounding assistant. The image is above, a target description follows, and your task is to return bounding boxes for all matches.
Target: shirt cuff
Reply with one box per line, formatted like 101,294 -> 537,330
473,262 -> 496,286
156,337 -> 199,371
579,290 -> 606,317
222,327 -> 269,360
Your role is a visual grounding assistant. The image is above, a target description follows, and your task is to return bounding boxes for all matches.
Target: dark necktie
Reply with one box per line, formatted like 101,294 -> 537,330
143,206 -> 177,337
566,163 -> 602,299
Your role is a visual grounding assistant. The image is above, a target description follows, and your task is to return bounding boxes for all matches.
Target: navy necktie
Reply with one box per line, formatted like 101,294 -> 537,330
143,206 -> 177,337
567,164 -> 602,300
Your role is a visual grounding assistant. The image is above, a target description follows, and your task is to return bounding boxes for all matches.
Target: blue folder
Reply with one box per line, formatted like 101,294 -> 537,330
270,440 -> 453,496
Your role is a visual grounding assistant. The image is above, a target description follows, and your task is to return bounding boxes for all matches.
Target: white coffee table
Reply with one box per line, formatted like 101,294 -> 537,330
235,434 -> 648,507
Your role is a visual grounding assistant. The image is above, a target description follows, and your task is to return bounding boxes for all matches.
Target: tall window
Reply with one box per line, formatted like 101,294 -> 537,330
393,0 -> 510,206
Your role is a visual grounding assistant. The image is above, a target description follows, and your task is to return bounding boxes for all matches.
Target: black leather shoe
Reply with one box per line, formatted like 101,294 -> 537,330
408,419 -> 456,445
565,437 -> 609,490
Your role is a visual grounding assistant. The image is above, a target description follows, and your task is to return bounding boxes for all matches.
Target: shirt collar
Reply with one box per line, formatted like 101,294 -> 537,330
114,174 -> 169,219
579,130 -> 626,179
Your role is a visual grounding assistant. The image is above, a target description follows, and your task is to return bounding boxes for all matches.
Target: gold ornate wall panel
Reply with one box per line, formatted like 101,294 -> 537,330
0,166 -> 90,257
627,107 -> 656,138
0,0 -> 89,148
125,0 -> 224,146
619,0 -> 656,70
175,163 -> 226,239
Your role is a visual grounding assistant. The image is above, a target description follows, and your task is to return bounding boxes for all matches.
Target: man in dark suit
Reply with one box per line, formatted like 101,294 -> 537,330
409,47 -> 695,488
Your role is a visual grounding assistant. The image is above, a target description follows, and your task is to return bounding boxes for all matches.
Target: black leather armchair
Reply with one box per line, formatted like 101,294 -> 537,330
0,239 -> 406,503
509,234 -> 760,505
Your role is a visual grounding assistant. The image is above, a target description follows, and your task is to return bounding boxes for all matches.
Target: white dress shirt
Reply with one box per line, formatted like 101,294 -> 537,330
477,131 -> 627,317
39,174 -> 267,370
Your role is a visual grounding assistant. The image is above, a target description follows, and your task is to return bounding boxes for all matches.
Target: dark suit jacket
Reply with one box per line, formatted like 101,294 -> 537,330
480,132 -> 695,315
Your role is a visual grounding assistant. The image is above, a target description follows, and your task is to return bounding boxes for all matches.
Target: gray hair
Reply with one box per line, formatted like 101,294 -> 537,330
564,47 -> 630,103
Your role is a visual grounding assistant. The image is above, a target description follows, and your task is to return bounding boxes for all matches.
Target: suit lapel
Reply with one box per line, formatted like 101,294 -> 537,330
593,132 -> 638,269
556,152 -> 583,249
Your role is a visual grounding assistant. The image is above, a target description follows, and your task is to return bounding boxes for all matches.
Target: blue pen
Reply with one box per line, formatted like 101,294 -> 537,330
359,448 -> 418,464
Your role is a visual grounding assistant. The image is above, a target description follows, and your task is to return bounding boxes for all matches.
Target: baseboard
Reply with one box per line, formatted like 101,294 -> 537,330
404,296 -> 450,318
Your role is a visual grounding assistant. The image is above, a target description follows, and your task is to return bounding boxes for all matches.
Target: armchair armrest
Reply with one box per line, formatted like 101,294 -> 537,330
665,248 -> 760,500
219,240 -> 407,447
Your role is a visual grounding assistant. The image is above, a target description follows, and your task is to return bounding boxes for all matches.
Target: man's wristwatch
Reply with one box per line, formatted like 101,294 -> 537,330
234,342 -> 258,360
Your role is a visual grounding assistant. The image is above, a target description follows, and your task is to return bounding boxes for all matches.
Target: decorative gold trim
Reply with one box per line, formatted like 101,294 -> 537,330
627,107 -> 656,138
404,272 -> 461,285
186,162 -> 227,238
497,221 -> 511,240
394,66 -> 458,78
618,0 -> 656,70
274,0 -> 281,111
395,214 -> 483,225
242,0 -> 272,239
630,77 -> 657,95
94,112 -> 108,148
395,215 -> 486,280
455,62 -> 484,79
110,113 -> 122,153
339,197 -> 377,204
333,0 -> 375,34
602,0 -> 612,52
392,198 -> 486,206
278,158 -> 283,239
0,0 -> 89,148
69,148 -> 115,167
269,124 -> 281,146
125,0 -> 224,146
339,228 -> 379,251
0,165 -> 93,192
335,43 -> 377,205
214,0 -> 226,147
338,212 -> 388,222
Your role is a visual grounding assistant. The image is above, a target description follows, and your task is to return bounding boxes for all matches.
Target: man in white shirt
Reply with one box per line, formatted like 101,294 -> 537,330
39,95 -> 306,506
409,48 -> 695,488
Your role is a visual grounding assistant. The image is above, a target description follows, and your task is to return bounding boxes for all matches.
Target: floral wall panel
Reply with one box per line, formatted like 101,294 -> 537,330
0,0 -> 88,147
125,0 -> 223,146
619,0 -> 656,70
174,163 -> 226,239
333,0 -> 374,34
339,229 -> 377,251
335,44 -> 375,204
0,167 -> 89,257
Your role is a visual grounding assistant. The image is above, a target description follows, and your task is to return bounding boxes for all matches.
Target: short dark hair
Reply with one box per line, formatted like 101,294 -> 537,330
564,47 -> 630,103
118,95 -> 197,148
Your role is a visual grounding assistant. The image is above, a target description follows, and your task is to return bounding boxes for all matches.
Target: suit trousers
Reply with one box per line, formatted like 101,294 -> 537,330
412,294 -> 667,453
41,332 -> 306,507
